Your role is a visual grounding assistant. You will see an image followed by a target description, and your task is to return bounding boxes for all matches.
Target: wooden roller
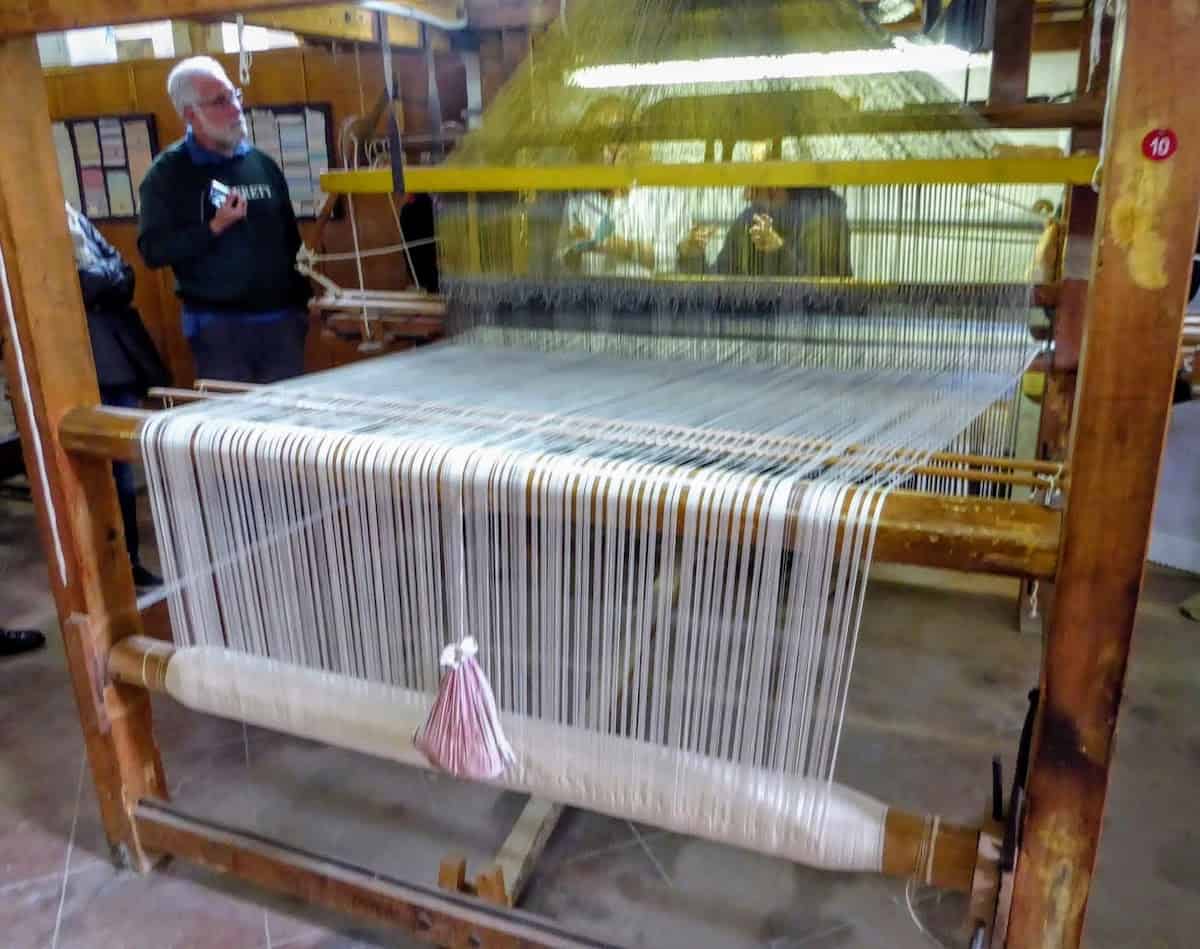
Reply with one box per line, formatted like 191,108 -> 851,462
109,636 -> 982,893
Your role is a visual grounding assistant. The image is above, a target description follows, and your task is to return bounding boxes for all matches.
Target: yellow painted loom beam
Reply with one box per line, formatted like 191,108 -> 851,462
320,155 -> 1099,194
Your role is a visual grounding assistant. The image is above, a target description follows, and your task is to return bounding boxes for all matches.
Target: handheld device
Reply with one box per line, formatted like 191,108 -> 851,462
208,179 -> 231,210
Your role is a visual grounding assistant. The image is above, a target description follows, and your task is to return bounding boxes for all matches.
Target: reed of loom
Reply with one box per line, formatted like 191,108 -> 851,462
1,2 -> 1196,947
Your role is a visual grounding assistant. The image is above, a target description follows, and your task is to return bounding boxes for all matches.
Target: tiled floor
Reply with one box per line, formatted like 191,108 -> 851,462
2,491 -> 1199,948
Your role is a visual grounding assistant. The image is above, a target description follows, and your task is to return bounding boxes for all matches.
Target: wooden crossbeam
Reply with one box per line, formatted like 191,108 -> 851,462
1,1 -> 330,37
59,405 -> 1064,579
133,798 -> 603,949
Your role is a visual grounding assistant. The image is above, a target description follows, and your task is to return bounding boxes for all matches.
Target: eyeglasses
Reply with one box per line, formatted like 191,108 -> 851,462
193,88 -> 243,110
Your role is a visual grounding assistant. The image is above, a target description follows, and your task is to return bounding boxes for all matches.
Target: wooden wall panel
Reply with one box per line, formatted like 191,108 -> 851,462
303,44 -> 388,135
46,64 -> 138,117
129,58 -> 185,141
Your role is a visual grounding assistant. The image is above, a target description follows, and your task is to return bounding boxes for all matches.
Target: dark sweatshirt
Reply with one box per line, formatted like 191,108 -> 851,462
137,136 -> 309,313
715,188 -> 853,278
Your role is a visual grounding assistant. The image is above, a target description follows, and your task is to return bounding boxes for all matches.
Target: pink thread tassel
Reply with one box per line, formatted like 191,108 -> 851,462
414,637 -> 516,780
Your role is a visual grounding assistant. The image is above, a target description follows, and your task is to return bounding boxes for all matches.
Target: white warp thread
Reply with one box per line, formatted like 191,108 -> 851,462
142,337 -> 1035,858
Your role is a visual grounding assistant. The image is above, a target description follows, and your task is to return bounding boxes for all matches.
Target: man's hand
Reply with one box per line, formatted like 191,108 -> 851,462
748,213 -> 784,254
677,224 -> 717,259
209,191 -> 247,236
566,219 -> 592,244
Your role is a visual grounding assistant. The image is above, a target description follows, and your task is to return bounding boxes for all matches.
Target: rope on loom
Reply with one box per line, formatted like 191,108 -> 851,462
295,202 -> 433,344
902,815 -> 953,947
306,101 -> 433,344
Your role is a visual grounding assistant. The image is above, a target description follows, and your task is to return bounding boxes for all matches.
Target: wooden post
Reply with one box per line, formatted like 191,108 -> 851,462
0,36 -> 165,869
1030,161 -> 1098,468
1007,3 -> 1200,946
1018,136 -> 1100,633
988,0 -> 1036,105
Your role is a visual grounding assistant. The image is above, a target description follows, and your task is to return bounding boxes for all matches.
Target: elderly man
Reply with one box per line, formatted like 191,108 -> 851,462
137,57 -> 310,383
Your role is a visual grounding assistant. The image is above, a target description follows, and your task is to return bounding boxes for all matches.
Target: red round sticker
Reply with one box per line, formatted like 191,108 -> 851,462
1142,129 -> 1178,161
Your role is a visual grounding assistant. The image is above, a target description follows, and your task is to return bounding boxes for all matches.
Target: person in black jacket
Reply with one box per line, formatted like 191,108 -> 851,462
66,202 -> 169,589
137,57 -> 310,383
678,186 -> 853,279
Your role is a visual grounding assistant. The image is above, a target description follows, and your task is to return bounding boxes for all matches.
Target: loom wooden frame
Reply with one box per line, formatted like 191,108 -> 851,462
1,2 -> 1196,947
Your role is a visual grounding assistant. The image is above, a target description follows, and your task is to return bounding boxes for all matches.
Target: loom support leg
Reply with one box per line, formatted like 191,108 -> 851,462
439,798 -> 564,908
1007,1 -> 1200,944
0,35 -> 167,871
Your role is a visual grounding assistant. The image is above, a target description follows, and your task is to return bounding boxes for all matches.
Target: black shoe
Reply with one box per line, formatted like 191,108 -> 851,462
0,627 -> 45,657
132,564 -> 163,590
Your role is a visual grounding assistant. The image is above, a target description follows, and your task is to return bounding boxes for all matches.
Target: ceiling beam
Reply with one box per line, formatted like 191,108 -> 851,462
466,0 -> 559,30
0,1 -> 343,36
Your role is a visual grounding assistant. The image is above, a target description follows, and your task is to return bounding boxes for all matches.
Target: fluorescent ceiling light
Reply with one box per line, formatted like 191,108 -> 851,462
568,38 -> 991,89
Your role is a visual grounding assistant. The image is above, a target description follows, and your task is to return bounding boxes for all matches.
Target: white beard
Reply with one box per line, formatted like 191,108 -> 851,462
197,111 -> 248,152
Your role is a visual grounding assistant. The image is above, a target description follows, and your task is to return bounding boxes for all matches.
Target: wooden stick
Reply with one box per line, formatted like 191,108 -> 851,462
111,637 -> 980,894
121,393 -> 1058,488
60,406 -> 1062,578
193,379 -> 262,393
148,387 -> 237,406
0,35 -> 165,870
58,402 -> 1065,477
311,294 -> 448,315
1008,2 -> 1200,945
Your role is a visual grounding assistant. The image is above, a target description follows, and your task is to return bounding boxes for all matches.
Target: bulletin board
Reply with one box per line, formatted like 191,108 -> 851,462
243,102 -> 335,219
53,114 -> 159,222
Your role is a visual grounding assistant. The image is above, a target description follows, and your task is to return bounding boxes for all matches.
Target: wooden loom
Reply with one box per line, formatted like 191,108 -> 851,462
1,2 -> 1198,946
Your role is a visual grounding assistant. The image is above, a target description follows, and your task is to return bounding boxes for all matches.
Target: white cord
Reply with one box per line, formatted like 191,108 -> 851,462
344,194 -> 371,337
386,194 -> 424,292
235,14 -> 252,86
0,241 -> 67,585
905,878 -> 954,948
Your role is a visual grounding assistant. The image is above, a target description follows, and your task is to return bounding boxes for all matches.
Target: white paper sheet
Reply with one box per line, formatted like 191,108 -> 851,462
98,117 -> 126,167
305,108 -> 330,214
71,121 -> 102,168
123,119 -> 155,203
105,169 -> 135,217
250,109 -> 283,166
277,113 -> 314,215
80,167 -> 109,218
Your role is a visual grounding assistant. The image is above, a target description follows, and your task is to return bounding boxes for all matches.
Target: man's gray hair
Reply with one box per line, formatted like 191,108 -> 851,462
166,57 -> 231,115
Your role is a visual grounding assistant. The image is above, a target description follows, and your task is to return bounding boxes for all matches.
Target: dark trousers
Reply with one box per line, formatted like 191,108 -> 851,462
187,310 -> 309,384
99,385 -> 140,566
